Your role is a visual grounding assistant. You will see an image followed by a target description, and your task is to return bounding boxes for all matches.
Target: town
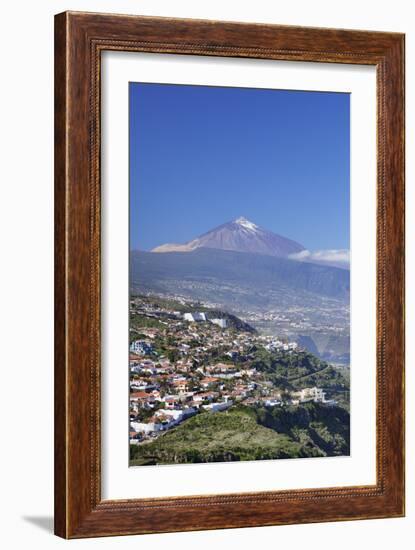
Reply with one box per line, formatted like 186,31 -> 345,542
129,294 -> 344,447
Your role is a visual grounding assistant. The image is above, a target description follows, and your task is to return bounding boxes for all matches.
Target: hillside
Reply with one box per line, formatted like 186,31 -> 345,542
130,247 -> 350,304
130,403 -> 349,465
252,348 -> 349,391
130,293 -> 256,334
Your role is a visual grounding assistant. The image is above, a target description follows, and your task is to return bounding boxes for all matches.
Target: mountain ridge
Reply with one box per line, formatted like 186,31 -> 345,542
130,247 -> 350,303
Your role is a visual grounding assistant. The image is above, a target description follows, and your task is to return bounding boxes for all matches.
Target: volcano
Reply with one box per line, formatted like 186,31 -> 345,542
151,216 -> 305,258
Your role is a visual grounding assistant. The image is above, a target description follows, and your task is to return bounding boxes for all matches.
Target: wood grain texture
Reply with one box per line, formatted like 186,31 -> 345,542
54,11 -> 405,539
54,11 -> 68,538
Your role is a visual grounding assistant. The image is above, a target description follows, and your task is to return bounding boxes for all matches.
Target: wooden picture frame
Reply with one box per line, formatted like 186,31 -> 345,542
54,11 -> 405,538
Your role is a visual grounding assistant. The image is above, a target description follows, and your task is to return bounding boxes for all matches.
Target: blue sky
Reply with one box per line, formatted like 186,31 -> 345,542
130,82 -> 350,252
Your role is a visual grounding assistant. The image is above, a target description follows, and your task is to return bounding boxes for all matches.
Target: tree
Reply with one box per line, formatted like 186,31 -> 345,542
167,349 -> 180,363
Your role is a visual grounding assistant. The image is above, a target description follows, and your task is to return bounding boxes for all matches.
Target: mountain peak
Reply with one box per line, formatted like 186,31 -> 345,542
233,216 -> 259,231
151,217 -> 305,257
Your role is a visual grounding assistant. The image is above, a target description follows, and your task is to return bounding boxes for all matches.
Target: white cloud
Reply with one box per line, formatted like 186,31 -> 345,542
289,249 -> 350,268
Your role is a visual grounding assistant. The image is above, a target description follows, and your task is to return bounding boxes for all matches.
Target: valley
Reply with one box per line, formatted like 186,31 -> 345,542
130,246 -> 350,364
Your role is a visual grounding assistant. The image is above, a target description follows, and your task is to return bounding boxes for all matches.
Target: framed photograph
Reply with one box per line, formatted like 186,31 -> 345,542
54,11 -> 405,538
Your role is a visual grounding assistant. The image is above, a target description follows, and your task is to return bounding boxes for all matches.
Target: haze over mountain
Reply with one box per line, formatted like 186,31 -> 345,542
152,216 -> 306,258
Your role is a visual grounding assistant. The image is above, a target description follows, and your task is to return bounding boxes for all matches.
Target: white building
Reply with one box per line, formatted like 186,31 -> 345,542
210,318 -> 227,329
202,400 -> 233,412
265,340 -> 284,351
130,380 -> 150,390
264,398 -> 281,407
130,420 -> 164,434
296,387 -> 326,403
184,312 -> 207,322
130,340 -> 154,355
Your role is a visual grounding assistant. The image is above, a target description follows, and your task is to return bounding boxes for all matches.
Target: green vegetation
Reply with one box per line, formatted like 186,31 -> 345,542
131,294 -> 256,333
252,348 -> 349,394
131,294 -> 211,314
130,409 -> 306,465
250,402 -> 350,456
130,404 -> 349,465
253,348 -> 325,379
130,316 -> 165,329
130,314 -> 166,330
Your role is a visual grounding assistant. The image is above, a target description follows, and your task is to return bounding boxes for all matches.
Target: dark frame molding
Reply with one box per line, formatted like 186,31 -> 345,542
54,11 -> 405,538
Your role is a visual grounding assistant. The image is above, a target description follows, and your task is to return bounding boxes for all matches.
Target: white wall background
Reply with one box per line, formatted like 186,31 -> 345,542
0,1 -> 412,548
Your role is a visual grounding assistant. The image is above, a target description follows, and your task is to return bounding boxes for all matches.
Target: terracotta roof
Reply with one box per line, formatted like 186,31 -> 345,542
195,391 -> 217,398
130,391 -> 150,399
214,363 -> 235,370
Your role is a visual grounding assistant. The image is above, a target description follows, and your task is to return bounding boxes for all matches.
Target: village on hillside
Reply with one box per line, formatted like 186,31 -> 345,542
129,294 -> 343,448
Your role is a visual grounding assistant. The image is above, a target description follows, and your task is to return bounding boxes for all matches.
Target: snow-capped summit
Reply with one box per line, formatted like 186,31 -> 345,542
234,216 -> 259,231
151,216 -> 305,258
